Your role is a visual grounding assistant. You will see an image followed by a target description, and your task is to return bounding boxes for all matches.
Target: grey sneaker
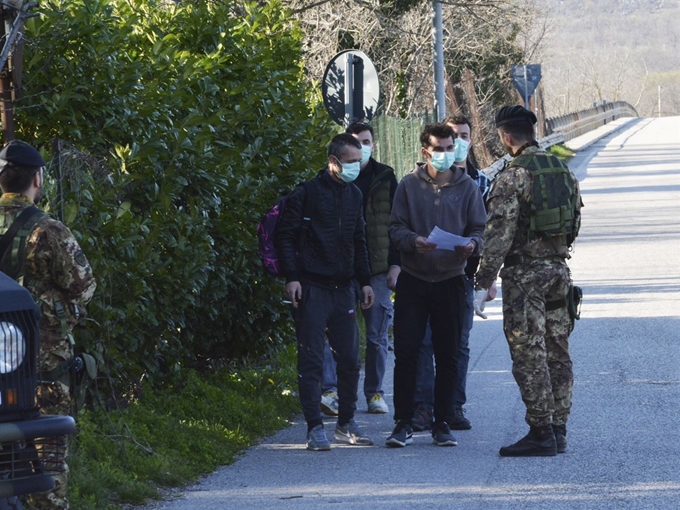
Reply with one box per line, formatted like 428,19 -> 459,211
367,394 -> 389,414
334,419 -> 374,446
386,420 -> 413,447
432,421 -> 458,447
320,391 -> 339,416
306,424 -> 331,451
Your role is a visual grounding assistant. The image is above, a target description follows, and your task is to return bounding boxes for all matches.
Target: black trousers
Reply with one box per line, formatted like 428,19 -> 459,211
293,282 -> 360,429
392,271 -> 467,424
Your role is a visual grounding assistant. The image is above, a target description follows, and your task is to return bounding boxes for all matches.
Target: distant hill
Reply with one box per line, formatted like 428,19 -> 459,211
537,0 -> 680,117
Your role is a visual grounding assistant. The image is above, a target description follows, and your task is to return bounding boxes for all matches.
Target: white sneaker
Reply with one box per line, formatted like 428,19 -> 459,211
320,391 -> 339,416
367,394 -> 389,414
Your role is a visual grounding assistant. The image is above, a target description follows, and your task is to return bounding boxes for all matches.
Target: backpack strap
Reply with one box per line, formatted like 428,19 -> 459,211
0,205 -> 42,261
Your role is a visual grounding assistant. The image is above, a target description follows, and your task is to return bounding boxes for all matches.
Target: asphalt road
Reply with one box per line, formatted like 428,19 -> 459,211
149,116 -> 680,510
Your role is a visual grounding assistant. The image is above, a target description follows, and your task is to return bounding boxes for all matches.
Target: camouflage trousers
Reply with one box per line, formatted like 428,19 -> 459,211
27,331 -> 73,510
499,259 -> 574,428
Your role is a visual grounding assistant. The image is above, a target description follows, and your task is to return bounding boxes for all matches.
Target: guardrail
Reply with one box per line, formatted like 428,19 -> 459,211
545,101 -> 638,141
481,101 -> 638,180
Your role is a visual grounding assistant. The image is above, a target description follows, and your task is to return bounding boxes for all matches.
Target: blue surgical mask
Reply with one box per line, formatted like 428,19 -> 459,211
428,151 -> 456,172
453,138 -> 470,164
360,145 -> 372,165
333,157 -> 361,183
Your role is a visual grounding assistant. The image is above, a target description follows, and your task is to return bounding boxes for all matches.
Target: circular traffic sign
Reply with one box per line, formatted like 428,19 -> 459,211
322,50 -> 380,126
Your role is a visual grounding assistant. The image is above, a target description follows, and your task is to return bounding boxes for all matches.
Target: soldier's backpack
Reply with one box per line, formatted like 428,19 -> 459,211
257,180 -> 318,277
0,205 -> 47,285
510,153 -> 581,247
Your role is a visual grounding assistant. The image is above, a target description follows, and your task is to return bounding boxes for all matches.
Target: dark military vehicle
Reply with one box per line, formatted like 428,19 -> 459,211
0,271 -> 75,505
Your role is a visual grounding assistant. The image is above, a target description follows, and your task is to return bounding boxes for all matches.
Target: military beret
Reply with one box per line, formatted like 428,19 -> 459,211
0,140 -> 46,168
495,105 -> 537,128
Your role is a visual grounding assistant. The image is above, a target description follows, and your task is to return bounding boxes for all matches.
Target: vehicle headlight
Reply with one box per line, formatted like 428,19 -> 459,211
0,321 -> 25,374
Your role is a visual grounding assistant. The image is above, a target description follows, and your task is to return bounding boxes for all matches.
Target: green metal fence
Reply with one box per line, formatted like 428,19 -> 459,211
371,113 -> 432,180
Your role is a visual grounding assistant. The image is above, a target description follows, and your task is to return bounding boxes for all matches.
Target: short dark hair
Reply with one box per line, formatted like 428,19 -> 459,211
0,164 -> 40,194
328,133 -> 362,159
345,122 -> 374,138
420,123 -> 454,148
443,115 -> 472,130
498,121 -> 535,143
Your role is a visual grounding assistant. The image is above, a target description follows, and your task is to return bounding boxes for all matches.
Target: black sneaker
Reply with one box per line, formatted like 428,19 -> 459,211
411,404 -> 433,432
499,426 -> 557,457
449,407 -> 471,430
432,421 -> 458,447
553,424 -> 567,454
386,420 -> 413,447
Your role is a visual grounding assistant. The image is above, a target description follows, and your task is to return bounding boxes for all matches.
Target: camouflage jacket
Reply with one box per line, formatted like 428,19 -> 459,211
0,193 -> 96,335
475,146 -> 582,290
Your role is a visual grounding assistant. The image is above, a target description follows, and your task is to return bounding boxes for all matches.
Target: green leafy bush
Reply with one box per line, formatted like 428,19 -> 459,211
16,0 -> 335,393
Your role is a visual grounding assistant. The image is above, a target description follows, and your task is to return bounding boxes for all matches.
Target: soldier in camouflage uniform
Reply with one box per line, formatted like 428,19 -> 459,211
474,106 -> 582,457
0,140 -> 96,509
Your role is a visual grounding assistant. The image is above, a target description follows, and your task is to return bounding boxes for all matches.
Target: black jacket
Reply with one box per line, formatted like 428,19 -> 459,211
275,170 -> 371,288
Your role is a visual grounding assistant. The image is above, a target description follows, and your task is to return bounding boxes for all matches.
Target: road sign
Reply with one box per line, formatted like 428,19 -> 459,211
511,64 -> 542,106
322,50 -> 380,127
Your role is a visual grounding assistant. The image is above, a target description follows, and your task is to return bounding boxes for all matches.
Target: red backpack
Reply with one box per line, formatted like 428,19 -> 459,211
257,180 -> 318,277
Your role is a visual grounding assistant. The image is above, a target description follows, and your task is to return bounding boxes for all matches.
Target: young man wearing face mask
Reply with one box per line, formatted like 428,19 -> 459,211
386,123 -> 486,447
320,122 -> 400,416
411,115 -> 496,432
276,133 -> 376,451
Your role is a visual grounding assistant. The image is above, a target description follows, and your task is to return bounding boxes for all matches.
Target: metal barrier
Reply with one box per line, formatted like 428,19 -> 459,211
545,101 -> 638,141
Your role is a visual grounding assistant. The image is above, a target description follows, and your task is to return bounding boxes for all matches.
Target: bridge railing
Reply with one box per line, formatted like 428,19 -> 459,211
545,101 -> 638,141
481,101 -> 639,180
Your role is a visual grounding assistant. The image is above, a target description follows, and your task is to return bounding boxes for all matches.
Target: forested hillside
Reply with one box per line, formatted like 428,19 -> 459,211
538,0 -> 680,116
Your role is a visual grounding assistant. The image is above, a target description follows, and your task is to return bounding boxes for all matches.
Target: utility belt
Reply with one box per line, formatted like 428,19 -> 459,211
503,253 -> 564,268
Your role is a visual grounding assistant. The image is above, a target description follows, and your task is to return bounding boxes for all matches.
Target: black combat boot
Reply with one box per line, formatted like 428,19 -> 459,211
552,424 -> 567,454
499,426 -> 557,457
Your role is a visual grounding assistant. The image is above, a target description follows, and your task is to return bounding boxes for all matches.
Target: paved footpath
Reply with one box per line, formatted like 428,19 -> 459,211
148,116 -> 680,510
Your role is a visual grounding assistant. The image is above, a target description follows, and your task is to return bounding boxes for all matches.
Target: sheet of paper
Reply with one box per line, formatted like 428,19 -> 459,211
426,226 -> 472,251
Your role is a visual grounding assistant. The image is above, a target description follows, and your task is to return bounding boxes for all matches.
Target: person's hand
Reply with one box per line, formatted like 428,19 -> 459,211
455,241 -> 475,259
415,236 -> 437,254
473,288 -> 489,319
487,280 -> 498,301
285,281 -> 302,308
386,266 -> 401,291
361,286 -> 375,310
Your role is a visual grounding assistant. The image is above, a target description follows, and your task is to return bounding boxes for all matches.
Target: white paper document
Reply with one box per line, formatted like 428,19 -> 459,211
426,226 -> 471,251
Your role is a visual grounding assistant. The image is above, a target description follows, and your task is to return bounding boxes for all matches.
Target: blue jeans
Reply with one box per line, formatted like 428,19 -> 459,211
414,276 -> 474,410
322,273 -> 393,402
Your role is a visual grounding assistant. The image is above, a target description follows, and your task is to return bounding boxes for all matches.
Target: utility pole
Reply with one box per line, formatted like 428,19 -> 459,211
0,8 -> 16,142
432,0 -> 445,121
0,1 -> 38,143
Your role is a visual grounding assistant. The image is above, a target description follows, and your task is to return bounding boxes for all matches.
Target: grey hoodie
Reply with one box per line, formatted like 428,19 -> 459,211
389,163 -> 486,283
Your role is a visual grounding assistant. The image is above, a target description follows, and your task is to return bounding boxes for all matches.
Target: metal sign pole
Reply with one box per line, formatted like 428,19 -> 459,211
523,64 -> 529,109
344,54 -> 354,127
433,0 -> 445,121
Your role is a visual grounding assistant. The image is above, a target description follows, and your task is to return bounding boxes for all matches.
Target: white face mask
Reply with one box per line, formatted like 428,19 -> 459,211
333,157 -> 361,183
360,145 -> 372,165
453,138 -> 470,163
428,150 -> 456,172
